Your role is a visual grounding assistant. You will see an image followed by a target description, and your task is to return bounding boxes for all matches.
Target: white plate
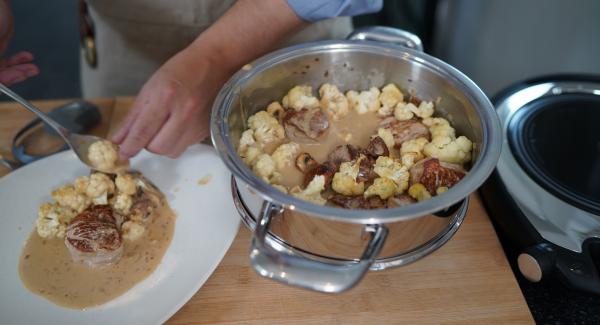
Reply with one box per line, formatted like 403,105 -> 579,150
0,144 -> 240,324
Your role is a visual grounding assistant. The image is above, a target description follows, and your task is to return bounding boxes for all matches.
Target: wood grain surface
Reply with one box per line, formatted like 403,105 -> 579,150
0,97 -> 534,324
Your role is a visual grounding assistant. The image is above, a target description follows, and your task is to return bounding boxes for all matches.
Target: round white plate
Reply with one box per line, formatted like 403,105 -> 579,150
0,144 -> 240,324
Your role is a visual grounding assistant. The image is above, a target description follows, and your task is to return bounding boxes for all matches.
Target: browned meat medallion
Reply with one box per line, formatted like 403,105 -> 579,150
64,205 -> 123,267
409,158 -> 466,194
379,117 -> 431,148
283,108 -> 329,143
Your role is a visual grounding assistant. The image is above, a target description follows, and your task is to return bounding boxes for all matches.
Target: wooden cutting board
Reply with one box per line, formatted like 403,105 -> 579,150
0,97 -> 534,324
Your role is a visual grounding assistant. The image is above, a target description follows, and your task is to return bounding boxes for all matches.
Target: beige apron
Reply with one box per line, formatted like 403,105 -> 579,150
82,0 -> 353,98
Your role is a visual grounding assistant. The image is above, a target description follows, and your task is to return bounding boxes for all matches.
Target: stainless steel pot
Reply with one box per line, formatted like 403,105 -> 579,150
211,27 -> 501,293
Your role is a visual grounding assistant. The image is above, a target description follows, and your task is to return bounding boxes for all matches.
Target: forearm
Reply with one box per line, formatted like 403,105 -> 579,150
186,0 -> 306,75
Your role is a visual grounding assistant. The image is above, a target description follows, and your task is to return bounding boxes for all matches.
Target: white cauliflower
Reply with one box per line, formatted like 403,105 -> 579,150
346,87 -> 381,114
35,202 -> 76,238
422,117 -> 456,146
408,183 -> 432,202
247,111 -> 285,144
394,102 -> 415,121
252,154 -> 281,184
73,175 -> 90,194
241,146 -> 262,165
85,173 -> 115,199
112,193 -> 133,214
378,83 -> 404,116
332,157 -> 365,196
290,175 -> 326,205
319,83 -> 349,120
377,128 -> 395,151
400,137 -> 429,168
271,142 -> 300,170
121,221 -> 145,241
282,85 -> 320,111
364,177 -> 398,199
423,135 -> 473,164
87,140 -> 120,172
373,156 -> 409,194
266,101 -> 285,118
238,129 -> 256,152
422,117 -> 473,164
410,101 -> 435,118
115,174 -> 137,195
52,184 -> 90,212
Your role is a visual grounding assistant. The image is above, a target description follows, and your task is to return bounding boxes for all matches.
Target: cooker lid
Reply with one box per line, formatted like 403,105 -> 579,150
508,93 -> 600,215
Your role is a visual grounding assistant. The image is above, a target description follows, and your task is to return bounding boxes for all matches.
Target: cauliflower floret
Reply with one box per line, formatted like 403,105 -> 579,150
241,146 -> 262,165
247,111 -> 285,144
364,177 -> 398,200
378,84 -> 404,116
252,154 -> 281,184
87,140 -> 120,172
282,85 -> 320,111
115,174 -> 137,195
394,102 -> 415,121
346,87 -> 381,114
373,156 -> 409,194
332,158 -> 365,196
271,142 -> 300,170
238,129 -> 257,152
112,193 -> 133,214
52,184 -> 90,212
410,100 -> 434,118
319,83 -> 349,120
290,175 -> 326,205
122,221 -> 145,241
73,175 -> 89,194
423,135 -> 473,164
377,128 -> 395,151
422,117 -> 456,146
408,183 -> 432,202
35,202 -> 76,238
266,101 -> 285,119
84,173 -> 115,204
400,137 -> 429,168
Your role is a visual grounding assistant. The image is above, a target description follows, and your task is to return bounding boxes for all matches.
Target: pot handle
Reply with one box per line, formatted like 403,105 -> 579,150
347,26 -> 424,52
250,201 -> 388,293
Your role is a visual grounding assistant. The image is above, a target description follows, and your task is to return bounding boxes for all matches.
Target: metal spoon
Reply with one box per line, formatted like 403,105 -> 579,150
0,83 -> 112,172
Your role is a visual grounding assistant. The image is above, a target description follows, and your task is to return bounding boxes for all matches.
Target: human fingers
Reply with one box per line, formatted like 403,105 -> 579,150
116,95 -> 171,159
0,63 -> 38,85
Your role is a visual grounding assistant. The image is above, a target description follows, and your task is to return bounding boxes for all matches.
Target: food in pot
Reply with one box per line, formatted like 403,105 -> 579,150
237,83 -> 474,208
19,170 -> 175,308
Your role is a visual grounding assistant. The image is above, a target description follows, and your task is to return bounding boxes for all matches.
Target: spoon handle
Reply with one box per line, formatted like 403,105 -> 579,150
0,83 -> 71,140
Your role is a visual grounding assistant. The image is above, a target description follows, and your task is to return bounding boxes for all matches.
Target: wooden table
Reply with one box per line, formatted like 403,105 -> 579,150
0,98 -> 534,324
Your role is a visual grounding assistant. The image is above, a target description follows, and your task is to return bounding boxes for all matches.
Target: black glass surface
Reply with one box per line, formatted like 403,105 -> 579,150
508,93 -> 600,215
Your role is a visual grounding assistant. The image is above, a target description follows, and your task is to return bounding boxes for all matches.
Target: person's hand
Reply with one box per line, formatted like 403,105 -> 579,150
0,1 -> 39,85
111,49 -> 229,159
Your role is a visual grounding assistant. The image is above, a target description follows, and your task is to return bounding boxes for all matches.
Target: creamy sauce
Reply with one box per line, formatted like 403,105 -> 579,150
278,110 -> 383,188
18,205 -> 176,309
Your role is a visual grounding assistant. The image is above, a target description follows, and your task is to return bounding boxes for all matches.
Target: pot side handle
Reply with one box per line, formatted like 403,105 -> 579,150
346,26 -> 424,52
250,201 -> 389,293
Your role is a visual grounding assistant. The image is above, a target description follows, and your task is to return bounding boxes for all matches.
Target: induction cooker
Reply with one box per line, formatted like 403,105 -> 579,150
481,75 -> 600,294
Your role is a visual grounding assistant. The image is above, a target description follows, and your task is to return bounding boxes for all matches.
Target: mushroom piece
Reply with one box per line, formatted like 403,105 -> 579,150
379,117 -> 431,148
283,108 -> 329,143
304,161 -> 337,188
387,194 -> 417,208
295,152 -> 319,173
328,194 -> 387,209
409,157 -> 466,194
366,136 -> 389,158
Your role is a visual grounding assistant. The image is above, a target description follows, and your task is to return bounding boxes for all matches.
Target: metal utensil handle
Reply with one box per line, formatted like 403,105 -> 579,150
347,26 -> 424,52
0,83 -> 70,141
250,201 -> 388,293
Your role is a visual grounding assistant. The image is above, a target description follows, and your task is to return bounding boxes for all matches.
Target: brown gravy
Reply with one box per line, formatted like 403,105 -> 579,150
278,110 -> 383,188
18,205 -> 176,309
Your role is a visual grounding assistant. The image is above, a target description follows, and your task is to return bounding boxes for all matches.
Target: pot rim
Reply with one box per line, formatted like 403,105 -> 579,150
211,40 -> 501,224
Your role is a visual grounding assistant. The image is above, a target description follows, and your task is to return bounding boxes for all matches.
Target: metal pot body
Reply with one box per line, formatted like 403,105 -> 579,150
211,27 -> 501,293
